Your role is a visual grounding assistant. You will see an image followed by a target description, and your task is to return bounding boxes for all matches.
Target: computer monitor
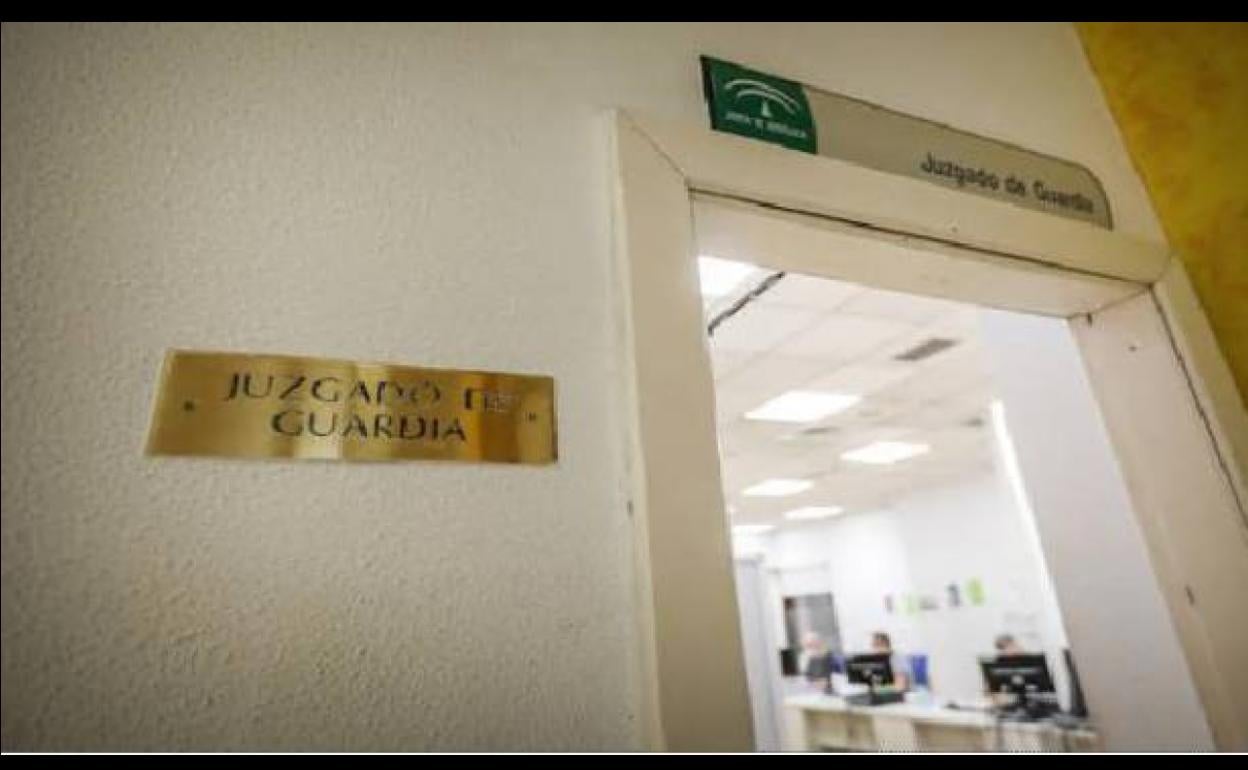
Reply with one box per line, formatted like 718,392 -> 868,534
1063,648 -> 1089,719
804,652 -> 834,681
779,648 -> 799,677
845,653 -> 894,688
980,653 -> 1054,695
981,654 -> 1057,719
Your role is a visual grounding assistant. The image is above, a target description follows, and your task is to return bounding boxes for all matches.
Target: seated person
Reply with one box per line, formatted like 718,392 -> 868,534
869,631 -> 911,692
994,633 -> 1025,656
986,633 -> 1034,709
799,631 -> 835,686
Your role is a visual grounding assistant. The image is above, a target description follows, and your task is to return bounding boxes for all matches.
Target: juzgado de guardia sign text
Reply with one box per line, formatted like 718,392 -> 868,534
145,350 -> 557,464
919,152 -> 1097,216
225,370 -> 472,441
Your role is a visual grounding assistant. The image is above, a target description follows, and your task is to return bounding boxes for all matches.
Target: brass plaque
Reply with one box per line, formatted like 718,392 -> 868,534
145,350 -> 557,465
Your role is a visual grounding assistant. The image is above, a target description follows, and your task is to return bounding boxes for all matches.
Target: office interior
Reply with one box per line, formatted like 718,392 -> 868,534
701,258 -> 1098,752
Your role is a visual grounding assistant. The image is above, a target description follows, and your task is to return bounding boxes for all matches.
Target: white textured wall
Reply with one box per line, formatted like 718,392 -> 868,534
2,22 -> 1164,750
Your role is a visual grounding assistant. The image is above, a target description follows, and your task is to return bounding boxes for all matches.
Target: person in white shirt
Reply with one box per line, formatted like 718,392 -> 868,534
799,631 -> 834,686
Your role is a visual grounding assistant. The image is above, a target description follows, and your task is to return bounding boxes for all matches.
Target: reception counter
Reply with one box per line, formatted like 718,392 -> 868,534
784,693 -> 1099,752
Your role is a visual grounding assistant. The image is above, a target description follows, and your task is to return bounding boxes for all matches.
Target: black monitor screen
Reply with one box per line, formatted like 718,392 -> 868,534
779,648 -> 799,677
804,652 -> 834,681
980,654 -> 1055,696
845,653 -> 894,687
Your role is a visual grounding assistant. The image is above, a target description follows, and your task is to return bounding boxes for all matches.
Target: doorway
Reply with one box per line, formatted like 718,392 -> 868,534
609,110 -> 1248,751
703,264 -> 1098,751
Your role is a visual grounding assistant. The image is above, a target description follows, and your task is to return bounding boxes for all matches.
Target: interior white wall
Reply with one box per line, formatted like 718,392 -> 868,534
987,404 -> 1072,652
757,472 -> 1063,702
2,22 -> 1170,750
732,558 -> 783,751
977,308 -> 1215,750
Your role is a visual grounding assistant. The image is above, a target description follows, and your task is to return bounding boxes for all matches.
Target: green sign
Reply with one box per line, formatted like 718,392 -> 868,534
967,578 -> 986,606
698,55 -> 1112,228
701,56 -> 817,154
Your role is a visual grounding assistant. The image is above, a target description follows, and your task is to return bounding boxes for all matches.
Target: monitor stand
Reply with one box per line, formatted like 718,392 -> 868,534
846,681 -> 905,707
997,692 -> 1059,723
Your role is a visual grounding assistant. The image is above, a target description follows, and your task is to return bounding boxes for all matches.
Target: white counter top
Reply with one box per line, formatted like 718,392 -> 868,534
784,692 -> 1098,750
786,692 -> 994,724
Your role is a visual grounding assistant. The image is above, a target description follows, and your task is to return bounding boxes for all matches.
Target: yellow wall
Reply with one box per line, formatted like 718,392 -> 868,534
1076,22 -> 1248,406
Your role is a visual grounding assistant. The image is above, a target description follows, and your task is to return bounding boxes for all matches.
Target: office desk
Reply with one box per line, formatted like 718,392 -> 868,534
785,693 -> 1099,752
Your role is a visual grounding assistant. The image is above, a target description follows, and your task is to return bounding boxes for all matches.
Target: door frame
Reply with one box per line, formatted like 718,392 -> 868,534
608,109 -> 1248,751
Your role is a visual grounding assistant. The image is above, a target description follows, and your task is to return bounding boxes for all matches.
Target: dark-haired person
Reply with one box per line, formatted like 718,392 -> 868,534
986,632 -> 1032,708
870,631 -> 911,692
994,633 -> 1025,656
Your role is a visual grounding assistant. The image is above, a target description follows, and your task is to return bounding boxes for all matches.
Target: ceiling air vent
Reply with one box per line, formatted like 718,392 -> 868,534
778,424 -> 838,441
780,425 -> 839,443
894,337 -> 959,363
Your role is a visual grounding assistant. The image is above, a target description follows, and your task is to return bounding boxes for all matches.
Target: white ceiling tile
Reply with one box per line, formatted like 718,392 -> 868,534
713,355 -> 832,418
837,287 -> 961,324
927,306 -> 985,337
807,359 -> 916,397
719,419 -> 804,454
709,305 -> 820,354
776,315 -> 914,361
757,273 -> 863,312
710,347 -> 756,382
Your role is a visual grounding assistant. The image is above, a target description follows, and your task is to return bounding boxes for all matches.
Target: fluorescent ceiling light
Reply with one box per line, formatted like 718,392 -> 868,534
698,256 -> 757,298
733,524 -> 776,536
841,440 -> 930,465
745,390 -> 862,423
742,478 -> 813,497
784,506 -> 844,521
